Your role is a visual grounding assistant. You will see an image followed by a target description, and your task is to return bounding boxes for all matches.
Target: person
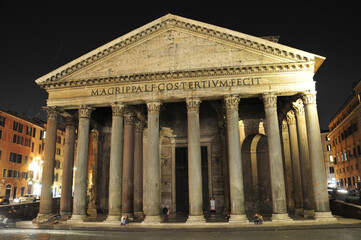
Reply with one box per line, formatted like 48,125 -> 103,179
8,207 -> 16,227
253,213 -> 263,224
125,215 -> 129,224
162,206 -> 169,222
120,215 -> 126,226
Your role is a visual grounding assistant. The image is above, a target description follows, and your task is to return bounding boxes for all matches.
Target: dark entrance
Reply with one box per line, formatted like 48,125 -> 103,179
175,146 -> 209,212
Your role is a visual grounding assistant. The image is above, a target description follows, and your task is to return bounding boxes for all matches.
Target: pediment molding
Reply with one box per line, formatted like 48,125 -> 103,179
41,62 -> 313,90
36,14 -> 323,88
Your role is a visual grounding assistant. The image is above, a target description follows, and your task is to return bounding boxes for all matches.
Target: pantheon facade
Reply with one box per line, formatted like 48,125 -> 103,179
34,14 -> 335,224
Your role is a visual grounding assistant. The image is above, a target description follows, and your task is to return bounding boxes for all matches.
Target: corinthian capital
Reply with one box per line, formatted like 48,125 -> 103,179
79,105 -> 94,118
147,101 -> 162,114
262,93 -> 277,108
111,102 -> 124,116
43,106 -> 60,120
286,110 -> 296,125
224,95 -> 240,110
186,98 -> 202,112
292,99 -> 305,116
302,91 -> 317,105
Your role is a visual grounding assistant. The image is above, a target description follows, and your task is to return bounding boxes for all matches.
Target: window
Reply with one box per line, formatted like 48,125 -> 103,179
329,167 -> 334,173
28,170 -> 34,179
327,144 -> 331,151
56,136 -> 61,144
2,168 -> 7,177
329,155 -> 334,162
344,152 -> 348,161
12,121 -> 23,133
24,156 -> 28,164
9,152 -> 22,163
13,134 -> 24,145
358,145 -> 361,155
7,169 -> 13,178
0,116 -> 5,127
39,130 -> 43,140
14,170 -> 19,178
0,150 -> 2,160
22,172 -> 28,179
32,128 -> 36,138
56,148 -> 61,155
26,126 -> 32,136
0,129 -> 2,139
31,142 -> 34,152
24,138 -> 31,147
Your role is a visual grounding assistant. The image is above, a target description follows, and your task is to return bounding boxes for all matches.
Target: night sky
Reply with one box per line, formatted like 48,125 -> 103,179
1,2 -> 360,130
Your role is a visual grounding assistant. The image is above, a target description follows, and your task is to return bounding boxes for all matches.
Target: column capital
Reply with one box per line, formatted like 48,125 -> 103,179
62,114 -> 76,127
262,93 -> 277,108
302,91 -> 317,105
292,99 -> 305,116
224,95 -> 240,110
134,121 -> 145,133
111,103 -> 125,116
79,105 -> 95,118
124,110 -> 135,125
281,119 -> 289,131
286,110 -> 296,125
186,98 -> 202,112
146,101 -> 162,114
43,106 -> 60,120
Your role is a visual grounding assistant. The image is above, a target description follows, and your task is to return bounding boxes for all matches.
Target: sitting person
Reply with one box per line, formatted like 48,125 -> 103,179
254,213 -> 263,224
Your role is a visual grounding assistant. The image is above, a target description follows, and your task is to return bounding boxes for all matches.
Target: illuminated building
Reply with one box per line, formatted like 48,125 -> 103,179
328,80 -> 361,189
320,130 -> 336,187
34,14 -> 335,223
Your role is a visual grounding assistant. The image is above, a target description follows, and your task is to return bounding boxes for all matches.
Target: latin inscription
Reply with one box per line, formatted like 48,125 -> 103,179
90,78 -> 260,96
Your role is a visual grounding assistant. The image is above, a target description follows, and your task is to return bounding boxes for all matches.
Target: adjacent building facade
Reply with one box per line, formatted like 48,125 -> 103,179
321,130 -> 336,187
328,80 -> 361,189
34,14 -> 335,224
0,110 -> 66,200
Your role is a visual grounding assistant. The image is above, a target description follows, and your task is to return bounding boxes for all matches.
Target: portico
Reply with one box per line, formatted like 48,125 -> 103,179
33,14 -> 336,224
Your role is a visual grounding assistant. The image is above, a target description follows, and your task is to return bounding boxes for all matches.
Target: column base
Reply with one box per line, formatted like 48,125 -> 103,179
134,211 -> 145,219
314,211 -> 337,222
294,208 -> 304,216
104,215 -> 121,223
271,213 -> 293,222
32,213 -> 57,224
59,212 -> 72,221
304,209 -> 315,218
142,215 -> 162,224
186,215 -> 205,224
229,214 -> 248,224
68,214 -> 87,223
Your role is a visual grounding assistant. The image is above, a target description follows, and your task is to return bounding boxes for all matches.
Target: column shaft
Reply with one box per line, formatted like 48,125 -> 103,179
293,100 -> 315,216
224,95 -> 247,223
70,105 -> 93,221
302,92 -> 336,221
60,115 -> 76,218
38,107 -> 59,217
143,101 -> 162,223
106,103 -> 124,221
287,111 -> 304,215
134,121 -> 144,217
122,111 -> 135,216
186,98 -> 205,223
263,94 -> 291,221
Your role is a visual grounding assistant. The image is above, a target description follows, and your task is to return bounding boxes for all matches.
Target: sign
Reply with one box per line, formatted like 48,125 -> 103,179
90,77 -> 261,96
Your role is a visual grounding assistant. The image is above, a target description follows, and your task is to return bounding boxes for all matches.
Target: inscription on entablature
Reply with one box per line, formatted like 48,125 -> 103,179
90,77 -> 261,96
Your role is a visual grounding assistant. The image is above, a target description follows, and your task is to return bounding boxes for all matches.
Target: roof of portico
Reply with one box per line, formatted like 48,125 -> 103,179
35,14 -> 325,90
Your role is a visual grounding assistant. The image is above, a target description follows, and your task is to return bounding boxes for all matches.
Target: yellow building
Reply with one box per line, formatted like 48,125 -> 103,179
328,80 -> 361,189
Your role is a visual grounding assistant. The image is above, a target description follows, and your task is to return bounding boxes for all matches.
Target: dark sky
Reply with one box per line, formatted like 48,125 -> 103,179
1,2 -> 360,130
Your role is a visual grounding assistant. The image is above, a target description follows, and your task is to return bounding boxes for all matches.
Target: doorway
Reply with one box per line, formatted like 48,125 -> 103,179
175,146 -> 209,212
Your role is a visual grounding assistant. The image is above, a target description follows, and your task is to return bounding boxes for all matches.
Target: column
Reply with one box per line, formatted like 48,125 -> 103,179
142,101 -> 162,223
60,115 -> 76,219
302,92 -> 336,221
134,120 -> 144,217
34,106 -> 59,222
286,111 -> 304,215
70,105 -> 94,221
106,103 -> 124,222
224,95 -> 247,223
262,93 -> 291,221
122,109 -> 135,217
293,99 -> 315,217
186,97 -> 205,223
281,119 -> 295,213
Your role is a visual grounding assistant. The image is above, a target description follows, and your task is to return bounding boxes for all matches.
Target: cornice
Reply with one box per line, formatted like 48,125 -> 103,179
36,14 -> 319,88
40,62 -> 314,90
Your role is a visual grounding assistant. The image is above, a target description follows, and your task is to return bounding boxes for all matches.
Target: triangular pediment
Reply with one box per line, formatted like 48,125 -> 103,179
36,14 -> 324,88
